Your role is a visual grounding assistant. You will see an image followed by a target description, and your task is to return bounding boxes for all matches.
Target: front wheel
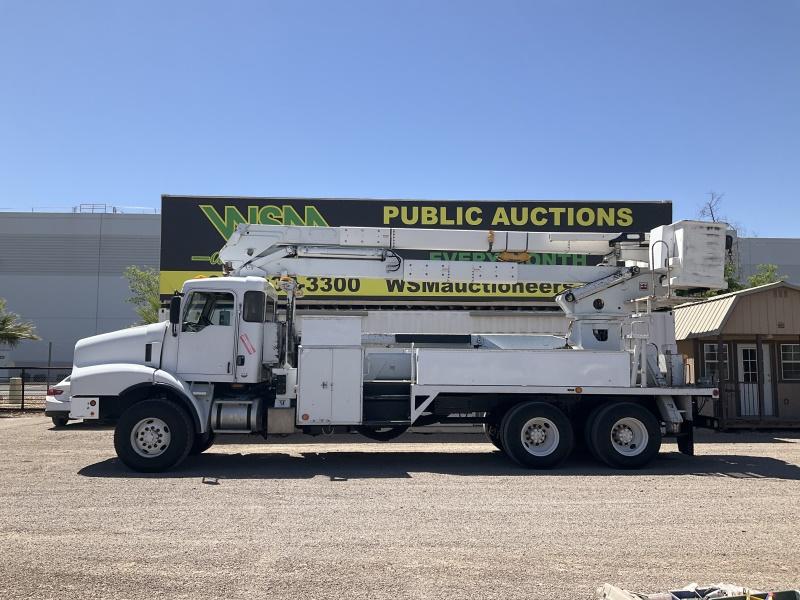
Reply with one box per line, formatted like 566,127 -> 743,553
189,431 -> 215,455
588,402 -> 661,469
500,402 -> 573,468
114,399 -> 194,472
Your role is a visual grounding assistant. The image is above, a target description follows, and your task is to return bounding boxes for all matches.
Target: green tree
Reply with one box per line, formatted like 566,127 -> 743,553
124,266 -> 161,325
724,261 -> 745,293
0,298 -> 39,346
747,263 -> 786,288
702,262 -> 786,298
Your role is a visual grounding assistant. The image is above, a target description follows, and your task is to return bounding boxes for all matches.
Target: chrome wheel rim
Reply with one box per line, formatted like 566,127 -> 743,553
520,417 -> 560,456
130,417 -> 171,458
610,417 -> 648,456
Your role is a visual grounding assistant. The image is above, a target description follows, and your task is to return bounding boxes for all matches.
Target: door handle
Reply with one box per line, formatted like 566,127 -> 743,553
321,382 -> 328,389
227,362 -> 231,373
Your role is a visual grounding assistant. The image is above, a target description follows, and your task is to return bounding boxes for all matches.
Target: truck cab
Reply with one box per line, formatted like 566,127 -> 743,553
163,276 -> 280,384
68,276 -> 286,471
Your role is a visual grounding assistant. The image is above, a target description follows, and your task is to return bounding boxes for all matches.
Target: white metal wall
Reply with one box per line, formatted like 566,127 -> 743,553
0,212 -> 160,366
737,237 -> 800,284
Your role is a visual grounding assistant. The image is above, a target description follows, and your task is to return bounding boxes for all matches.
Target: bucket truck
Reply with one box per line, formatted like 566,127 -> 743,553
68,220 -> 728,472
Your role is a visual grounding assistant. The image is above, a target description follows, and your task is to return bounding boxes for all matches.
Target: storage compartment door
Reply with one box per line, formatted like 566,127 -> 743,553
331,348 -> 363,424
297,347 -> 333,424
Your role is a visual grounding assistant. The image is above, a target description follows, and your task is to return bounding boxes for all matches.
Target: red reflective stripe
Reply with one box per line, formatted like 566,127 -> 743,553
240,334 -> 256,355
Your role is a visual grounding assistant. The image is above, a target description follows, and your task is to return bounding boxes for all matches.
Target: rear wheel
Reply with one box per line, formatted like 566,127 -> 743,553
51,416 -> 69,428
114,399 -> 194,472
589,402 -> 661,469
583,404 -> 608,460
500,402 -> 573,468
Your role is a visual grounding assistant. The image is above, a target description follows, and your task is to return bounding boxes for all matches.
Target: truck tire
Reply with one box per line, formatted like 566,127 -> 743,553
51,416 -> 69,428
582,404 -> 608,460
189,431 -> 215,455
483,422 -> 503,451
500,402 -> 573,468
588,402 -> 661,469
114,399 -> 194,472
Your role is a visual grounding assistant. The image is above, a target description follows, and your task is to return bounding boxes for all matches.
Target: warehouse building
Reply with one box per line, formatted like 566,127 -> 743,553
0,209 -> 160,367
736,237 -> 800,283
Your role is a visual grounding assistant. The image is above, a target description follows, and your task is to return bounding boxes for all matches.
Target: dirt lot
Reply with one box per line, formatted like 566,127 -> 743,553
1,415 -> 798,599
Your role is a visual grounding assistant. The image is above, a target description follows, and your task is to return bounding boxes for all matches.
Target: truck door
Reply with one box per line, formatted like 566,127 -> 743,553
177,290 -> 236,382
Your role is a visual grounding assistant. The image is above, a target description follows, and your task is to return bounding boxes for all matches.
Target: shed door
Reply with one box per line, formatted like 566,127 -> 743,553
762,344 -> 774,416
738,345 -> 758,416
737,344 -> 773,417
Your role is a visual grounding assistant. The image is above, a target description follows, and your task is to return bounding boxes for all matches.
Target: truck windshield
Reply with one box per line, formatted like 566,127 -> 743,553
182,291 -> 235,332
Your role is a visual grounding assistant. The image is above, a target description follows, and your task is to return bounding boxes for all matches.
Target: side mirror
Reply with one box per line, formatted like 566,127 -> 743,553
169,296 -> 181,325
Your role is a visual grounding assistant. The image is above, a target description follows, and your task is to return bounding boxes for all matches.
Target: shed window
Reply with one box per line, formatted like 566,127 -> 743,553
780,344 -> 800,380
703,343 -> 729,382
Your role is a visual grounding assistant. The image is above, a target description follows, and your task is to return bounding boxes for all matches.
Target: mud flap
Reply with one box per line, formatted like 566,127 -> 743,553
677,421 -> 694,456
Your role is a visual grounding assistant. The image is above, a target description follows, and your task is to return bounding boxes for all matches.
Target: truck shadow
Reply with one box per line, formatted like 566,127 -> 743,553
78,448 -> 800,481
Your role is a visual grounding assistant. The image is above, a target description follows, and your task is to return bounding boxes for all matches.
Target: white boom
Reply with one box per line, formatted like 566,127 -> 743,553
219,224 -> 649,284
219,221 -> 725,290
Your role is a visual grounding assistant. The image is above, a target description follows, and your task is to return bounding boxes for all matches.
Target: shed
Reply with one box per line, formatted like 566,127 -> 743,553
674,281 -> 800,428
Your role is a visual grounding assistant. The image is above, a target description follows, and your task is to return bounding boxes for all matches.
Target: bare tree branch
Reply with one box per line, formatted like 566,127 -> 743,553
698,191 -> 725,222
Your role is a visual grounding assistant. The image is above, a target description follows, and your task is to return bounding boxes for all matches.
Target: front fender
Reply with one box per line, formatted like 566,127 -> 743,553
69,363 -> 155,419
71,363 -> 155,398
69,364 -> 209,433
153,370 -> 211,433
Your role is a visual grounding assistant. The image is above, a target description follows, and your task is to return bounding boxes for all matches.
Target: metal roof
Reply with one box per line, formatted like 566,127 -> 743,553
673,281 -> 800,340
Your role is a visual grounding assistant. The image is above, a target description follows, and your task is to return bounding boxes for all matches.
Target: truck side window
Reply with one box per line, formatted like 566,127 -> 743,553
182,291 -> 235,332
243,291 -> 266,323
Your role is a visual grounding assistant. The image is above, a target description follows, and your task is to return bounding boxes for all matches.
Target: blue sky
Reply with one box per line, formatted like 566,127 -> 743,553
0,1 -> 798,236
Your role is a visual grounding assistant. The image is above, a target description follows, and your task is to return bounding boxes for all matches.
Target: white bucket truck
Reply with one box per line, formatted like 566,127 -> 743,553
69,220 -> 728,472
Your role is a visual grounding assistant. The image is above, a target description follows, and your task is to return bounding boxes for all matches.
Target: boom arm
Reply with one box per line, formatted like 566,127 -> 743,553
219,224 -> 649,284
219,221 -> 727,293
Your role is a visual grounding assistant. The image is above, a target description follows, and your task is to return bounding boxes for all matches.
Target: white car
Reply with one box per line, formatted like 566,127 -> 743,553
44,376 -> 71,427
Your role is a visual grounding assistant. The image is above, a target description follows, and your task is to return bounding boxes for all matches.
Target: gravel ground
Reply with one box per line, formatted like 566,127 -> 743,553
1,415 -> 799,599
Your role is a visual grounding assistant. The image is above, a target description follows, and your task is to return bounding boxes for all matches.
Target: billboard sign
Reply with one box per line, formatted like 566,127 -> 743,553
160,196 -> 672,302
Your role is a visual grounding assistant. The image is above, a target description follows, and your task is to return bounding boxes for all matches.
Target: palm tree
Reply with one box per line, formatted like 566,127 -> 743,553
0,298 -> 39,346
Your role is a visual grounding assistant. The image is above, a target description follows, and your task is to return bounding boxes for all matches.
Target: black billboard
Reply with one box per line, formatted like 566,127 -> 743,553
160,196 -> 672,302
